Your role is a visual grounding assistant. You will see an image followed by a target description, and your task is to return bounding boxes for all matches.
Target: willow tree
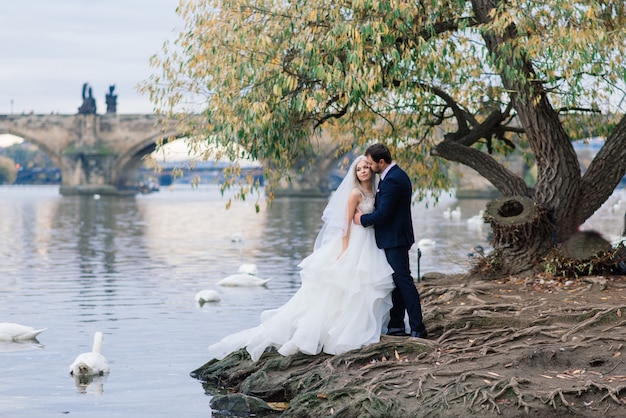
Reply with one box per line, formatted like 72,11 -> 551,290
142,0 -> 626,276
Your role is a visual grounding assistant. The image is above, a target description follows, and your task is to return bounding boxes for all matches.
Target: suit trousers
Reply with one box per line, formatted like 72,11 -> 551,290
384,246 -> 425,333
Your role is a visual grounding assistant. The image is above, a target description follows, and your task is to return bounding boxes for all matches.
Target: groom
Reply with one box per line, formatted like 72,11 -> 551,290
354,143 -> 427,338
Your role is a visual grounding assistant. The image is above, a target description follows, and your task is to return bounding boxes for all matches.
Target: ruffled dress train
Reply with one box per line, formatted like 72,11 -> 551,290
208,204 -> 394,362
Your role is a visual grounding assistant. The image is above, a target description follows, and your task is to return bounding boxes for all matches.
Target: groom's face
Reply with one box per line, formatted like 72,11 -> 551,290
366,155 -> 382,174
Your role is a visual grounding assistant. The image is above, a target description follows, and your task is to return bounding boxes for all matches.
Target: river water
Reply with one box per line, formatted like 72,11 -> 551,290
1,184 -> 624,418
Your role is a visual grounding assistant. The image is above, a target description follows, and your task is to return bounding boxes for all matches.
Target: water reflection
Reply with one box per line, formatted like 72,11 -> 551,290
0,339 -> 44,353
256,197 -> 328,287
71,373 -> 108,395
52,195 -> 148,277
409,194 -> 494,275
0,184 -> 624,418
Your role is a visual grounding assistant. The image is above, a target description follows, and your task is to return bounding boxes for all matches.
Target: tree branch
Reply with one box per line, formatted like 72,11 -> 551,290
431,140 -> 528,196
425,84 -> 472,137
556,107 -> 602,115
578,114 -> 626,223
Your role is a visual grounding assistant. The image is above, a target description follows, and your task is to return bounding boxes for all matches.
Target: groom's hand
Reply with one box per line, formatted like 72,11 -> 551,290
353,207 -> 363,225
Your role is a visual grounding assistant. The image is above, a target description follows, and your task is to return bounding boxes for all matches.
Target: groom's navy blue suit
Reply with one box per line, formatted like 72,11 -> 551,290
360,164 -> 426,336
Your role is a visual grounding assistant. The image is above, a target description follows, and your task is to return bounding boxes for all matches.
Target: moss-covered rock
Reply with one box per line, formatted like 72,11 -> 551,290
210,393 -> 278,416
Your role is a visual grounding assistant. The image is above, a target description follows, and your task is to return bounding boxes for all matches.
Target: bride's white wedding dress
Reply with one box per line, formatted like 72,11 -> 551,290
208,193 -> 395,362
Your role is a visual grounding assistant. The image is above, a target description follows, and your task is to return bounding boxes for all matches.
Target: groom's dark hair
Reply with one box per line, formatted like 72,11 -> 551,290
365,143 -> 392,164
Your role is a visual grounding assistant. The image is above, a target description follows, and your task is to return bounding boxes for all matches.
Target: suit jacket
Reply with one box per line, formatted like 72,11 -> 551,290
360,164 -> 415,249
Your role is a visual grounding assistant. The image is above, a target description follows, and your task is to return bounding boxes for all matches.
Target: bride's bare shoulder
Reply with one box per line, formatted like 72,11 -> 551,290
346,188 -> 363,205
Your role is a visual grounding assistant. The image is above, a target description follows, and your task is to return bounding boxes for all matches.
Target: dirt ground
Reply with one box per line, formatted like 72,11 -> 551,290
194,272 -> 626,417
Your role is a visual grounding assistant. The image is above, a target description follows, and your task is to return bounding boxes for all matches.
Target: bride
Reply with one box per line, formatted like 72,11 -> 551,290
208,156 -> 395,361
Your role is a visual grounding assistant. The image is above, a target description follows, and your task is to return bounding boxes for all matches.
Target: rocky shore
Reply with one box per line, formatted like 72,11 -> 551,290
192,273 -> 626,417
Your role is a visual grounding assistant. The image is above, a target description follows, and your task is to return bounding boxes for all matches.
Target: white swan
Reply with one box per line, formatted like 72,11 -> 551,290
466,210 -> 486,230
217,273 -> 271,287
443,207 -> 451,219
0,322 -> 46,341
230,230 -> 244,243
451,206 -> 462,220
195,289 -> 221,303
237,263 -> 259,275
612,199 -> 622,214
0,340 -> 43,353
417,238 -> 436,248
69,332 -> 110,376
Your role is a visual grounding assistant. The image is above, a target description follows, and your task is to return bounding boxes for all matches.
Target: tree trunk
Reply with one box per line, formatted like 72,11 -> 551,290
484,196 -> 554,277
450,0 -> 626,278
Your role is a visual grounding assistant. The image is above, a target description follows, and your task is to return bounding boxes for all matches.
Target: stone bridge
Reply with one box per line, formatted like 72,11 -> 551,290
0,113 -> 182,195
0,113 -> 347,196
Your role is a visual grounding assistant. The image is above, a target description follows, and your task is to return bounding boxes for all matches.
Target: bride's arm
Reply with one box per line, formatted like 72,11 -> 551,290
339,189 -> 362,257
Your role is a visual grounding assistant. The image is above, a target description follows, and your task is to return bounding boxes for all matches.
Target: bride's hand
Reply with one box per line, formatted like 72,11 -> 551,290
337,242 -> 348,260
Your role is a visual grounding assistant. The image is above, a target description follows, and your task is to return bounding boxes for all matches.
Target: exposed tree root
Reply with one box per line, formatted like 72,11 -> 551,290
194,274 -> 626,417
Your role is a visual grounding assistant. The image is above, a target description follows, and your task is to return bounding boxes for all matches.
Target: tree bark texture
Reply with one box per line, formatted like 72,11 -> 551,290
426,1 -> 626,275
484,196 -> 554,277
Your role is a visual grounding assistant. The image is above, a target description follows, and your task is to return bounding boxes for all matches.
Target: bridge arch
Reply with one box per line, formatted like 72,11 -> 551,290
0,124 -> 64,169
0,114 -> 179,194
271,128 -> 355,197
113,129 -> 183,189
0,114 -> 351,196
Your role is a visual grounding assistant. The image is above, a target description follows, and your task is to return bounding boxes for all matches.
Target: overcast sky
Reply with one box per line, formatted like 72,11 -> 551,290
0,1 -> 182,115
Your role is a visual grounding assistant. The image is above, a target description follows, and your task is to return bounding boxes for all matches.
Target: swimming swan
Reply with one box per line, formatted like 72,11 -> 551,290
417,238 -> 436,248
466,210 -> 486,230
451,206 -> 462,220
69,332 -> 110,376
195,289 -> 221,304
0,322 -> 46,341
230,230 -> 244,243
217,274 -> 271,287
237,263 -> 259,275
